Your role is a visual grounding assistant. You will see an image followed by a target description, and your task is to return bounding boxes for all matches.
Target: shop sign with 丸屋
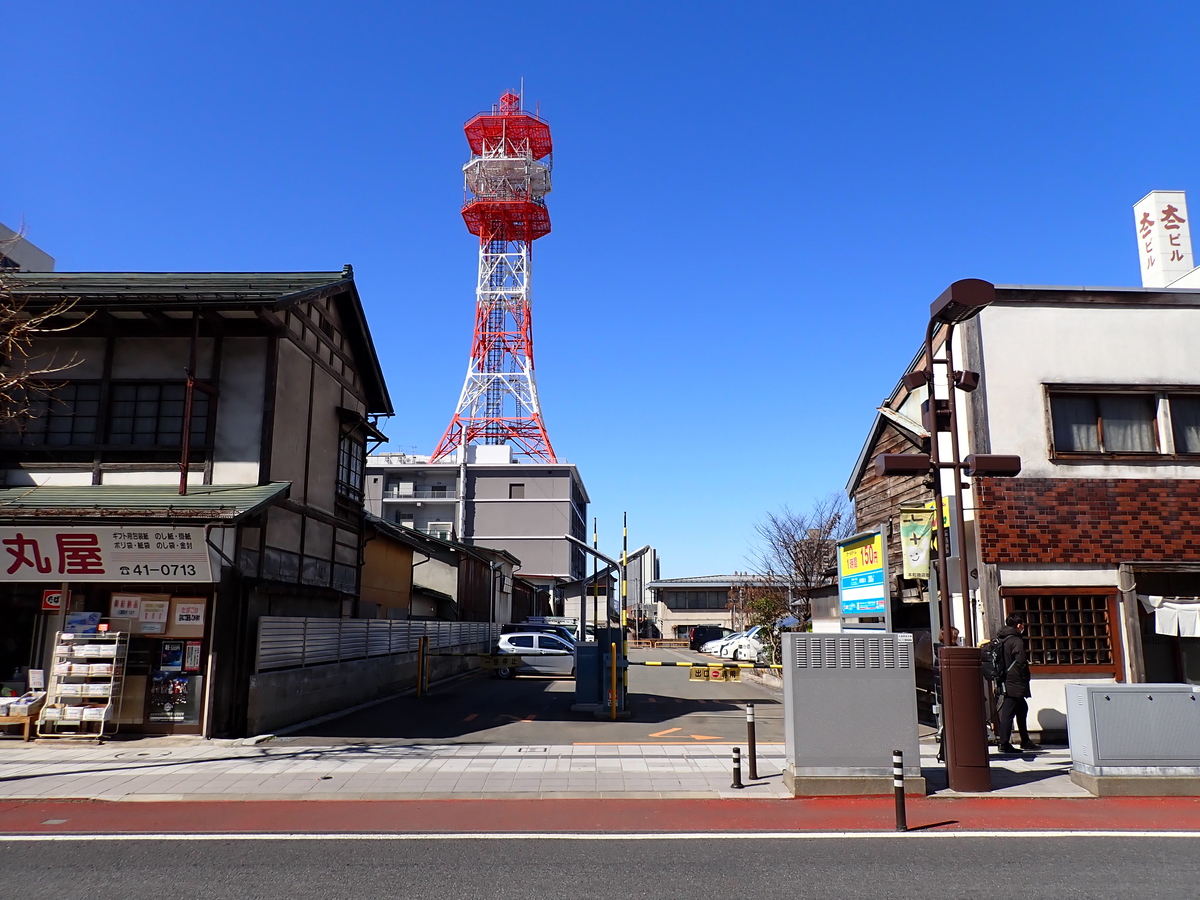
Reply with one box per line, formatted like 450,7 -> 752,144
1,526 -> 212,583
838,530 -> 887,616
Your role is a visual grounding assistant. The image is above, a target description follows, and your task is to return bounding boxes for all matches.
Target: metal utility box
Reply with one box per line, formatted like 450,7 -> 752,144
573,642 -> 601,707
1066,683 -> 1200,774
783,633 -> 921,780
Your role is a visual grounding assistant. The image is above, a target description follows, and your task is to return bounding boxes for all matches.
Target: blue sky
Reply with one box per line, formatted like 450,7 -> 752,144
5,3 -> 1199,576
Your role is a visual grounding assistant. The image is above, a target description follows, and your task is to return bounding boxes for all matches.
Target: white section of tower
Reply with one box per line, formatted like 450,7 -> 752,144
463,144 -> 552,200
446,242 -> 546,432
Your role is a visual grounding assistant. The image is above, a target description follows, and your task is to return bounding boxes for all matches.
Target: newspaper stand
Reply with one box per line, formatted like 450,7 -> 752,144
37,631 -> 129,741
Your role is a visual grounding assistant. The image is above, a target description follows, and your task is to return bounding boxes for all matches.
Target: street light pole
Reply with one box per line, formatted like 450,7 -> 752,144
878,279 -> 1024,794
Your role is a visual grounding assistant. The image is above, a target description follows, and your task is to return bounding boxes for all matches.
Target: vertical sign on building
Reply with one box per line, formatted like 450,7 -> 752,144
1134,191 -> 1194,288
838,528 -> 890,631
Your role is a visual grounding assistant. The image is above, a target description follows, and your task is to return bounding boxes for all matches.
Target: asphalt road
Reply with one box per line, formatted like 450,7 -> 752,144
291,647 -> 785,745
4,836 -> 1197,899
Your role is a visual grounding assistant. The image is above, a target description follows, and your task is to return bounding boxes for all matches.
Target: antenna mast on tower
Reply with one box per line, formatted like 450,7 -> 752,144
431,91 -> 557,462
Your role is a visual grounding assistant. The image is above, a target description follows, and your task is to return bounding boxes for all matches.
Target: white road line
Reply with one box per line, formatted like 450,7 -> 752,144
1,830 -> 1199,841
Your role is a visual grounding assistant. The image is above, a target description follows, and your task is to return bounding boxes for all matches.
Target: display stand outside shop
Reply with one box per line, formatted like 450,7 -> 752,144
37,630 -> 128,740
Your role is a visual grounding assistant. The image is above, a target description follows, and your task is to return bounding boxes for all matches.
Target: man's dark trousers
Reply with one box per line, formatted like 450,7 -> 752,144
997,694 -> 1030,746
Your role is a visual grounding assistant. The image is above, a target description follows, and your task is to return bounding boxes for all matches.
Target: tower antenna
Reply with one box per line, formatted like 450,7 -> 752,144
431,91 -> 557,462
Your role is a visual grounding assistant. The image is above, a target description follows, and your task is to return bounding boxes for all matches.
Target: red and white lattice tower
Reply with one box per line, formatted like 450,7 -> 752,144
431,92 -> 557,462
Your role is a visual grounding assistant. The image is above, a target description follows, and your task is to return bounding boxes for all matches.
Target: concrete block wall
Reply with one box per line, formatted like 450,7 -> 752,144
245,641 -> 491,735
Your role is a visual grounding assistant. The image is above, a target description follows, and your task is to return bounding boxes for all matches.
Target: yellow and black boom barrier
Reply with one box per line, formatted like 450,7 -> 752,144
633,660 -> 783,669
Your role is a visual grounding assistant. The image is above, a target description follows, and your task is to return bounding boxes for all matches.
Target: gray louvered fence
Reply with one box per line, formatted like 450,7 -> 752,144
254,617 -> 499,673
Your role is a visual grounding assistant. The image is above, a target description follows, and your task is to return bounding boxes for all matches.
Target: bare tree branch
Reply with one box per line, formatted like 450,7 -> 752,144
743,493 -> 856,662
0,228 -> 89,424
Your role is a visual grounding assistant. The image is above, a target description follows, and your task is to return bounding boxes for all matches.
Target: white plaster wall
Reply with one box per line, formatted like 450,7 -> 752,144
998,565 -> 1119,587
1,470 -> 93,486
212,337 -> 266,485
977,303 -> 1200,479
412,556 -> 458,599
102,471 -> 205,485
112,338 -> 215,379
25,338 -> 106,379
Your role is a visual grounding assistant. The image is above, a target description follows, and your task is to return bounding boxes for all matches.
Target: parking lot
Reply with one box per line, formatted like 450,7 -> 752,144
290,646 -> 784,746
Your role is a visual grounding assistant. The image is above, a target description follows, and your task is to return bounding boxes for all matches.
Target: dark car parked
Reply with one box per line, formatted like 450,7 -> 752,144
689,625 -> 733,651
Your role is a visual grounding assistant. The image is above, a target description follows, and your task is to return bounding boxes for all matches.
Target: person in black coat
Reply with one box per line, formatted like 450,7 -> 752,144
996,613 -> 1035,753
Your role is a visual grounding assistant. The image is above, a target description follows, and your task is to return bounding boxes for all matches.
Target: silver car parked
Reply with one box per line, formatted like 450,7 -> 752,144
495,632 -> 576,679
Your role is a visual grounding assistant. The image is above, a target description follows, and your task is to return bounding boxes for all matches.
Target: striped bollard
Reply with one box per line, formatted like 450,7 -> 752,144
893,749 -> 907,832
731,747 -> 744,789
746,703 -> 758,781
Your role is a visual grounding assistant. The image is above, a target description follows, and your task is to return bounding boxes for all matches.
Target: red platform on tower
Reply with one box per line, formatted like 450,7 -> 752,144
461,199 -> 551,244
464,92 -> 553,159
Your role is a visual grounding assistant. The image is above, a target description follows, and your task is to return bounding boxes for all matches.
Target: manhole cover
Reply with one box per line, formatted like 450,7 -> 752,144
113,750 -> 172,760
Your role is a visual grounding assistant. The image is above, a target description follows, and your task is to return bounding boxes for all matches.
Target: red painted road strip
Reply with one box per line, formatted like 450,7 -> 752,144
2,797 -> 1200,834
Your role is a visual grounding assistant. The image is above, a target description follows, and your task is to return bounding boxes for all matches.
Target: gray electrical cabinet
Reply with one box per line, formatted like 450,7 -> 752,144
1066,683 -> 1200,775
783,633 -> 921,783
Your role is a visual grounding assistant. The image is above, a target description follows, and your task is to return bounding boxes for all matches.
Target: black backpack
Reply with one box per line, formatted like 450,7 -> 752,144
980,636 -> 1007,685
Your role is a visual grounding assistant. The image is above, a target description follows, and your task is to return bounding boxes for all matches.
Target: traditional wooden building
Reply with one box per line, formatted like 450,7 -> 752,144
0,268 -> 391,736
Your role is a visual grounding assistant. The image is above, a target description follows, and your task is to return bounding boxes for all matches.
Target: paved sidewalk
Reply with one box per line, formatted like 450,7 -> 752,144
0,734 -> 1086,800
0,740 -> 791,800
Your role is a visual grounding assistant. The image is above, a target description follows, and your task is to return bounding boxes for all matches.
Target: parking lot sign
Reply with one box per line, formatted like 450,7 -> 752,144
838,528 -> 890,630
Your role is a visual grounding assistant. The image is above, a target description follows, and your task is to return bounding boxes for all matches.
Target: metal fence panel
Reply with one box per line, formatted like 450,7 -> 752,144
339,619 -> 369,661
255,617 -> 308,672
255,616 -> 501,672
303,619 -> 341,666
367,620 -> 391,657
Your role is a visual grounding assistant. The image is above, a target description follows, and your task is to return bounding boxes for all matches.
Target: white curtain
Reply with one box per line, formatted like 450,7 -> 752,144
1172,396 -> 1200,454
1140,595 -> 1200,637
1052,395 -> 1099,452
1098,395 -> 1157,452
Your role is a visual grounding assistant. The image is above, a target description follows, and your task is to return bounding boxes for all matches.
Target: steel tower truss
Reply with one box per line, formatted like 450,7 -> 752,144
432,93 -> 557,462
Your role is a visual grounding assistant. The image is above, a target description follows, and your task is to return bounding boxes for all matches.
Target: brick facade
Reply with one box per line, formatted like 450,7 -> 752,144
976,477 -> 1200,564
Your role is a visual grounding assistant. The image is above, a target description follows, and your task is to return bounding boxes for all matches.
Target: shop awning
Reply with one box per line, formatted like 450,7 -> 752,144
1139,595 -> 1200,637
0,482 -> 290,524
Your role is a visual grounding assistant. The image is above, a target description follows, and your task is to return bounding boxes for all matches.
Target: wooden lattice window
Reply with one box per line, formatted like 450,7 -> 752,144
1003,590 -> 1124,679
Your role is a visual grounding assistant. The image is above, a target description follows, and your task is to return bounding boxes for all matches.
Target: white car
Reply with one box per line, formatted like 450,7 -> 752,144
721,626 -> 765,661
702,631 -> 744,656
699,637 -> 729,654
495,632 -> 576,679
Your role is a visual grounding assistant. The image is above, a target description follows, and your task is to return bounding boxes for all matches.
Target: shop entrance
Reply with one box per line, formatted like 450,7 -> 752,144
1137,571 -> 1200,685
7,582 -> 214,737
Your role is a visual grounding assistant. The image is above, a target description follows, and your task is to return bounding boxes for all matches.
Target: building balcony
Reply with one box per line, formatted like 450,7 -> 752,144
383,489 -> 459,500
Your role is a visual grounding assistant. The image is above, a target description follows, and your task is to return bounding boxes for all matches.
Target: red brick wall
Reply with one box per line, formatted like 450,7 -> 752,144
976,477 -> 1200,564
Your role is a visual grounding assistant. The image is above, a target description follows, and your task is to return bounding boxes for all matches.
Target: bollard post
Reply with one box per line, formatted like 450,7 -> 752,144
746,703 -> 758,781
893,749 -> 907,832
731,747 -> 744,789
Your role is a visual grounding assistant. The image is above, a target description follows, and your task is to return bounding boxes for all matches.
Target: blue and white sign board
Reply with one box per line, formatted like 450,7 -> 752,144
838,528 -> 891,631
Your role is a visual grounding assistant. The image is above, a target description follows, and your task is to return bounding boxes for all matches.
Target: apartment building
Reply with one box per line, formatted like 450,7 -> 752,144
364,443 -> 588,596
